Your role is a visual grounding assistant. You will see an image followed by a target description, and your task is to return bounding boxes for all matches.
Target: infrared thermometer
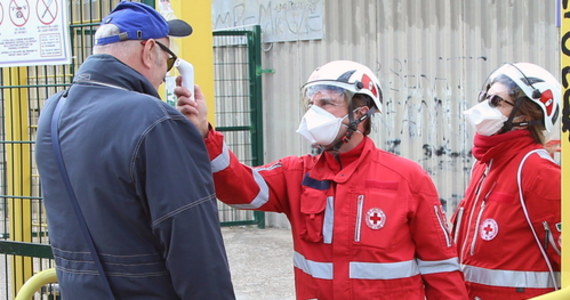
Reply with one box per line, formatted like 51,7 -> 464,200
174,58 -> 195,101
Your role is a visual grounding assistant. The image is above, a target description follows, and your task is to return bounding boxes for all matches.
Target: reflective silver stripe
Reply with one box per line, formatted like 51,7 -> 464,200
462,264 -> 561,288
293,251 -> 333,280
434,205 -> 452,247
322,196 -> 334,244
535,149 -> 556,163
354,195 -> 364,242
294,253 -> 458,281
231,169 -> 269,209
453,207 -> 464,244
211,143 -> 230,173
417,257 -> 460,274
350,260 -> 420,279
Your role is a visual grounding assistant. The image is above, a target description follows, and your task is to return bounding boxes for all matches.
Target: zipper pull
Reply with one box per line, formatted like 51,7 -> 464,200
542,221 -> 550,251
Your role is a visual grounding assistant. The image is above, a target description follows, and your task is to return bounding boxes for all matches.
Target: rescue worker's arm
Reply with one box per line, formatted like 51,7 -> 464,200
408,169 -> 469,299
134,117 -> 235,299
203,128 -> 293,214
176,81 -> 293,214
522,156 -> 561,269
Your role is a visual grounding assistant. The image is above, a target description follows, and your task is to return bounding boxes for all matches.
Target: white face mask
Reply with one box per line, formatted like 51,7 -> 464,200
296,105 -> 347,145
463,100 -> 508,136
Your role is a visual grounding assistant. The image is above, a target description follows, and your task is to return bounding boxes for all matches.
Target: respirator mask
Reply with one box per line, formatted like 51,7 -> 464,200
463,100 -> 508,136
296,105 -> 347,146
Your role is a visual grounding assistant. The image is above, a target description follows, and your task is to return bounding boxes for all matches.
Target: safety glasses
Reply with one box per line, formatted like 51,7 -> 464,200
141,40 -> 178,72
304,84 -> 353,108
478,91 -> 514,107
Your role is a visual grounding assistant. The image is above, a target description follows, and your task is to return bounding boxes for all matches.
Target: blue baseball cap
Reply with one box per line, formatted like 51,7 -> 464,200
96,1 -> 192,46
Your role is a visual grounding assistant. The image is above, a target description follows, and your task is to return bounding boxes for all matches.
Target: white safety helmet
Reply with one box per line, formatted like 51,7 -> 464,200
301,60 -> 383,113
486,62 -> 561,132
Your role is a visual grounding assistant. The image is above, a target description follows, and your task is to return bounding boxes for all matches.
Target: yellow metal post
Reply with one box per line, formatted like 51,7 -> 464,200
157,0 -> 216,124
561,0 -> 570,289
3,67 -> 33,296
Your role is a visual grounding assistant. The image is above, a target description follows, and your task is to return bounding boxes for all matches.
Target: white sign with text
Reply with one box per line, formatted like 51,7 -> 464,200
0,0 -> 72,67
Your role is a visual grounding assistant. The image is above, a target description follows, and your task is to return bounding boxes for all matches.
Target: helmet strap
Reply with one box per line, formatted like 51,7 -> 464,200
500,97 -> 528,132
326,106 -> 376,153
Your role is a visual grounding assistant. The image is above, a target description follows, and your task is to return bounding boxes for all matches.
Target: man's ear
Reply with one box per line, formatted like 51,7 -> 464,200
140,40 -> 156,69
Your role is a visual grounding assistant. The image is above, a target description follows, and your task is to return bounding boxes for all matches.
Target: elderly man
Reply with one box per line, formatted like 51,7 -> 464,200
35,2 -> 235,299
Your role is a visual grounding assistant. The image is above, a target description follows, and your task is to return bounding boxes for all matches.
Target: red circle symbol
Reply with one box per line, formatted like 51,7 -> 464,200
36,0 -> 58,25
9,0 -> 29,27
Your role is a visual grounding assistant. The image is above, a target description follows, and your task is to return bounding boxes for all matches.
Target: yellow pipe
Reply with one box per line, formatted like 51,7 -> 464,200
14,268 -> 58,300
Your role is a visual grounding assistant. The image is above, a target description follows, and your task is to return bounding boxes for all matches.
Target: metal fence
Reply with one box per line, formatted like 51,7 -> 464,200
213,26 -> 265,227
0,1 -> 264,298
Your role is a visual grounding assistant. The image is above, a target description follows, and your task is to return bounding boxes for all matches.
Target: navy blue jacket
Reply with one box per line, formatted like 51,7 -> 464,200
35,54 -> 235,299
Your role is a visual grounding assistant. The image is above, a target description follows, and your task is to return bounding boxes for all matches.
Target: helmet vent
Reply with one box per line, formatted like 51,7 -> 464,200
337,70 -> 356,83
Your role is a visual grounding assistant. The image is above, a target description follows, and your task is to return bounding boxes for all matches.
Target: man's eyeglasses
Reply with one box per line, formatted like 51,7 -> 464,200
478,91 -> 514,107
141,39 -> 177,72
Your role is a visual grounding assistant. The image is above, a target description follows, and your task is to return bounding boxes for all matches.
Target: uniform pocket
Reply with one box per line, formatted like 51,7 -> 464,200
300,187 -> 328,243
354,187 -> 406,250
486,192 -> 515,203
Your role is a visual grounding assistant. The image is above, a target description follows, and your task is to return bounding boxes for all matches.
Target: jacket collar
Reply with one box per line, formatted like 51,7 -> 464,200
472,130 -> 536,164
310,136 -> 375,184
72,54 -> 160,98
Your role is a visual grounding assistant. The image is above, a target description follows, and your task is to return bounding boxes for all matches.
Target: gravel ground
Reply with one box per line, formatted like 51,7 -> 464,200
222,226 -> 295,300
0,226 -> 295,299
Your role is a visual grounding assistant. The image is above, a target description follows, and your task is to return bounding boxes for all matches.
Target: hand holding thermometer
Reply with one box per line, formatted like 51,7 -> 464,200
174,58 -> 195,101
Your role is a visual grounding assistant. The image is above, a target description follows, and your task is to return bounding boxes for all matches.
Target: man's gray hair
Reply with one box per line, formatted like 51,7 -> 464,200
94,24 -> 120,41
93,24 -> 135,54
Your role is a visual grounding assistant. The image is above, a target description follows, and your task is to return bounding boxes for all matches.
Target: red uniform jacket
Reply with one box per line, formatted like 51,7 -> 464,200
451,131 -> 561,299
206,130 -> 468,300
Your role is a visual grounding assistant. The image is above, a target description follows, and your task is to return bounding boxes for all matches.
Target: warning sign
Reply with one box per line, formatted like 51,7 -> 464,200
0,0 -> 71,67
37,0 -> 57,25
9,0 -> 29,27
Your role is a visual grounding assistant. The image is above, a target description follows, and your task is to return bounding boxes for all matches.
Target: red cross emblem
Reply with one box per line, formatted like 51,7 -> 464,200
365,208 -> 386,230
480,218 -> 498,241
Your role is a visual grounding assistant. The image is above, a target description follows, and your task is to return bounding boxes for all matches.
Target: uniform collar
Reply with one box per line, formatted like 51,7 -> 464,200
472,130 -> 535,163
311,137 -> 375,183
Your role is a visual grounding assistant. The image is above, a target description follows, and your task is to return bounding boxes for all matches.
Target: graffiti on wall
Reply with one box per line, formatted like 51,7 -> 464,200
377,56 -> 493,212
212,0 -> 323,43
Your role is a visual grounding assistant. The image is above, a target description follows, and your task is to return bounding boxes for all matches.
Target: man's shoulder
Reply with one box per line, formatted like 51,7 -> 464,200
113,90 -> 181,119
373,147 -> 421,166
369,148 -> 429,177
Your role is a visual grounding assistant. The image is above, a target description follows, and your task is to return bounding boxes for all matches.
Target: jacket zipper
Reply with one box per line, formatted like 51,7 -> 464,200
460,161 -> 492,261
434,206 -> 452,247
354,195 -> 364,242
469,181 -> 496,256
470,201 -> 486,255
453,207 -> 464,244
543,221 -> 561,255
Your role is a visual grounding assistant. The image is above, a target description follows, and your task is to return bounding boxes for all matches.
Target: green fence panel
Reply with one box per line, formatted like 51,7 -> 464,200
213,26 -> 265,228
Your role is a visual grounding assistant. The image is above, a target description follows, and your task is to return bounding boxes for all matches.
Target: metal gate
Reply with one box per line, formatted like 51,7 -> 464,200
0,1 -> 265,298
213,26 -> 265,228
